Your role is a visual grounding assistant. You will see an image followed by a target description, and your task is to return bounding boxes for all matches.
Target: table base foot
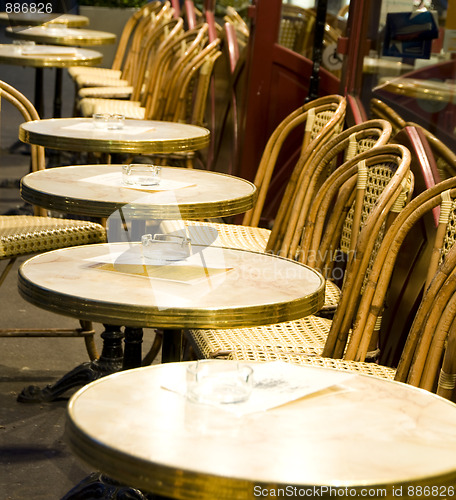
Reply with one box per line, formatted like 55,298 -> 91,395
17,325 -> 124,404
60,472 -> 156,500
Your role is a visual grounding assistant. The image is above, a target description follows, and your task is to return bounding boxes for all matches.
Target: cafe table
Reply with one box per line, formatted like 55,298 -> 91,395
20,164 -> 257,221
0,12 -> 89,27
63,360 -> 456,499
17,242 -> 324,403
5,25 -> 116,46
0,44 -> 102,117
375,77 -> 456,104
19,117 -> 210,156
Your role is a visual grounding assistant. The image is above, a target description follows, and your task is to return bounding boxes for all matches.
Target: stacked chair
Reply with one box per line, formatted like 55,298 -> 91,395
68,1 -> 165,113
75,4 -> 181,104
77,23 -> 221,125
162,105 -> 395,320
208,174 -> 456,402
186,143 -> 413,371
0,80 -> 106,360
279,4 -> 342,77
78,17 -> 185,104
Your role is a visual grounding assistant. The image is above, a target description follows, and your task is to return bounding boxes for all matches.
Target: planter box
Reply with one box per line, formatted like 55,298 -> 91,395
78,5 -> 137,68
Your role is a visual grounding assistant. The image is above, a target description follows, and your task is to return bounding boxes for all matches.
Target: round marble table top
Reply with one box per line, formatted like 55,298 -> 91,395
0,44 -> 102,68
375,77 -> 456,103
363,56 -> 414,76
21,164 -> 257,219
6,25 -> 116,46
0,12 -> 89,27
19,117 -> 210,153
66,361 -> 456,498
18,242 -> 325,329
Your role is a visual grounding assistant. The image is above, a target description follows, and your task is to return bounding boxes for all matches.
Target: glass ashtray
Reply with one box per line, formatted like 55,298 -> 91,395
186,360 -> 254,405
141,233 -> 191,261
12,40 -> 35,54
122,164 -> 161,187
92,113 -> 125,130
45,22 -> 68,33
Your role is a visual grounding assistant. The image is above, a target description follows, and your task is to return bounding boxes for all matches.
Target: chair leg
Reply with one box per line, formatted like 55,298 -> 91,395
80,320 -> 99,361
0,257 -> 16,287
2,259 -> 99,361
142,329 -> 163,365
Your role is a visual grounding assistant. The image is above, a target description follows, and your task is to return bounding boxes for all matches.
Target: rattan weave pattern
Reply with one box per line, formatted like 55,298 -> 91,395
311,110 -> 336,141
227,347 -> 396,379
340,164 -> 394,254
441,200 -> 456,262
75,74 -> 130,88
160,219 -> 271,252
68,67 -> 123,80
78,86 -> 134,99
0,216 -> 106,259
80,98 -> 144,119
190,315 -> 331,359
160,219 -> 341,309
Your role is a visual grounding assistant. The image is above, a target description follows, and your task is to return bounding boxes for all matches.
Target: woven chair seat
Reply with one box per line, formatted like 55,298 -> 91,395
75,74 -> 130,89
161,219 -> 341,309
0,216 -> 106,259
189,315 -> 332,359
78,86 -> 134,99
79,98 -> 145,119
68,67 -> 123,81
160,219 -> 271,252
227,347 -> 396,380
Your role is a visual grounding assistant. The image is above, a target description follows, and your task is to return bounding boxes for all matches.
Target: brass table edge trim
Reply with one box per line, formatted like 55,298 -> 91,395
65,389 -> 456,499
19,126 -> 210,153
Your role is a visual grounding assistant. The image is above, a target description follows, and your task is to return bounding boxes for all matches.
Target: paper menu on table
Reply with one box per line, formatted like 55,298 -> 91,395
22,47 -> 78,56
84,248 -> 232,285
62,122 -> 157,136
162,361 -> 355,416
80,172 -> 194,192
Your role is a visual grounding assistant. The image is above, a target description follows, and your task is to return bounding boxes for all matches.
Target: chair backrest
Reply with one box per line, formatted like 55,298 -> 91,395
241,94 -> 346,228
279,4 -> 341,76
165,39 -> 221,125
142,24 -> 209,119
112,1 -> 163,73
370,98 -> 406,136
267,119 -> 393,257
223,5 -> 249,47
279,4 -> 315,56
131,17 -> 185,102
328,178 -> 456,370
292,144 -> 411,360
121,2 -> 175,84
0,80 -> 46,215
406,122 -> 456,181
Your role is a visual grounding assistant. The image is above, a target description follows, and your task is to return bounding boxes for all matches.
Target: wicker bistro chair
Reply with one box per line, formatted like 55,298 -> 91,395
68,1 -> 165,89
229,192 -> 456,402
187,144 -> 412,361
163,119 -> 392,315
370,98 -> 406,136
279,4 -> 342,77
161,95 -> 347,250
77,17 -> 185,103
0,81 -> 106,359
78,25 -> 215,121
405,122 -> 456,181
